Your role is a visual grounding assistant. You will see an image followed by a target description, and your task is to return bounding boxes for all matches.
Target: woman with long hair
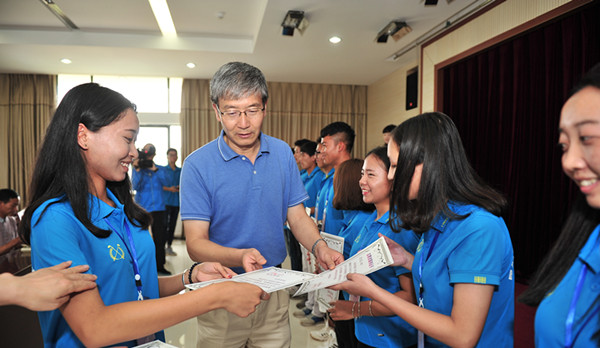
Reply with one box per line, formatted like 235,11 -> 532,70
520,63 -> 600,347
333,113 -> 514,347
329,147 -> 419,347
19,83 -> 266,347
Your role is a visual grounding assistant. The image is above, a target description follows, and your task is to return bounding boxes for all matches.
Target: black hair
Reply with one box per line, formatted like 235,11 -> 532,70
294,139 -> 311,148
300,141 -> 318,156
382,124 -> 396,133
320,122 -> 356,154
166,148 -> 177,155
19,83 -> 151,244
520,64 -> 600,337
365,146 -> 390,172
389,112 -> 506,234
0,188 -> 18,203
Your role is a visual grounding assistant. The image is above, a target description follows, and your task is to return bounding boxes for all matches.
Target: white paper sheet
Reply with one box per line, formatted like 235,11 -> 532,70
185,267 -> 316,293
133,340 -> 178,348
184,236 -> 393,296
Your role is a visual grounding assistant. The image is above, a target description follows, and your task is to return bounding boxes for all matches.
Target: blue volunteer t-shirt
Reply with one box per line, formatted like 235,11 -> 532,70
338,210 -> 372,260
159,164 -> 181,207
535,224 -> 600,347
179,131 -> 308,274
350,211 -> 419,347
413,202 -> 514,347
320,171 -> 344,236
31,190 -> 163,348
315,168 -> 334,224
303,167 -> 325,210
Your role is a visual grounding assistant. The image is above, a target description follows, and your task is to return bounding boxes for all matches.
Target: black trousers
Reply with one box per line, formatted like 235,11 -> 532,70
164,205 -> 179,246
151,211 -> 166,269
283,227 -> 302,272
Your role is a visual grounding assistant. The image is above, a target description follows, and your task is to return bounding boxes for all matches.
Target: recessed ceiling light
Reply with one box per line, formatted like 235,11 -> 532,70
186,62 -> 196,69
329,36 -> 341,44
60,58 -> 72,64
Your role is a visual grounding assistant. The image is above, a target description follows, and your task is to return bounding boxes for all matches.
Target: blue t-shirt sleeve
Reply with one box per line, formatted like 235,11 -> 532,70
447,214 -> 505,286
179,156 -> 212,221
31,206 -> 91,273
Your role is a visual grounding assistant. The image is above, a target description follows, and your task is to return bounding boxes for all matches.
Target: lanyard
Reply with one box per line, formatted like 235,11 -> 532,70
417,230 -> 440,348
105,218 -> 144,301
564,263 -> 588,348
321,198 -> 328,233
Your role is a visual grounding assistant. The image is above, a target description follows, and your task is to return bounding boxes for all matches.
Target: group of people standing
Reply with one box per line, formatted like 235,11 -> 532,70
132,144 -> 182,275
2,60 -> 599,348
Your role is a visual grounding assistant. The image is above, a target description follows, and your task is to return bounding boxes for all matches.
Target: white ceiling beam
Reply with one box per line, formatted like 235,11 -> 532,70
0,29 -> 254,53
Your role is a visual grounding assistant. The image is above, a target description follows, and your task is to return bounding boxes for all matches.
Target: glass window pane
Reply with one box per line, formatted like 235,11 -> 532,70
57,74 -> 92,104
169,125 -> 182,167
136,126 -> 170,166
169,78 -> 182,113
93,76 -> 169,113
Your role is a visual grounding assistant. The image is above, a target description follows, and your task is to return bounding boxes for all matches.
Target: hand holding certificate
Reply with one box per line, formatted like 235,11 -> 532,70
293,236 -> 394,296
185,236 -> 394,295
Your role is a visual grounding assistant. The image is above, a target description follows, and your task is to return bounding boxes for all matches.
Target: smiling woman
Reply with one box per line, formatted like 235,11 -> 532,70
18,82 -> 267,348
520,63 -> 600,348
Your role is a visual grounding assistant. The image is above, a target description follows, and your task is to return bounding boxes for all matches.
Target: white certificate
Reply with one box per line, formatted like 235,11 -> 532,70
185,267 -> 316,293
293,236 -> 393,296
320,232 -> 344,253
133,340 -> 178,348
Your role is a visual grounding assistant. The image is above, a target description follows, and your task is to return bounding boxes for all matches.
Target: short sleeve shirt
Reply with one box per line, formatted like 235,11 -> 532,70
180,131 -> 308,274
350,211 -> 419,347
30,190 -> 162,347
535,224 -> 600,347
413,203 -> 514,347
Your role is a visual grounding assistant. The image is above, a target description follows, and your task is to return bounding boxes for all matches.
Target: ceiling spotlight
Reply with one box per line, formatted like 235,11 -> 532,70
375,21 -> 412,43
329,36 -> 341,44
425,0 -> 439,6
281,10 -> 308,36
60,58 -> 72,64
186,62 -> 196,69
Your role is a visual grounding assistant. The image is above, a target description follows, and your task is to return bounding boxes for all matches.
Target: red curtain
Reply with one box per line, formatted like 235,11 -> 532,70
440,2 -> 600,279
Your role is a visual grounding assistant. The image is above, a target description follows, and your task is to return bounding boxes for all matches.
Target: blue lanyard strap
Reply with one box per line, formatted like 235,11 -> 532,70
417,231 -> 440,307
565,264 -> 588,348
105,218 -> 144,301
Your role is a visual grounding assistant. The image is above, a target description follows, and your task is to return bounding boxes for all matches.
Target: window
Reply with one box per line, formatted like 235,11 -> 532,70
57,74 -> 183,168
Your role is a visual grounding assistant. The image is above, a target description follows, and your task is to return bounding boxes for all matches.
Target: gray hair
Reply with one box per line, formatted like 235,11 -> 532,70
210,62 -> 268,105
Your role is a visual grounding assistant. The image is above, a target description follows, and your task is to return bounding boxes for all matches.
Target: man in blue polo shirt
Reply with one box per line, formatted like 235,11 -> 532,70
180,62 -> 343,348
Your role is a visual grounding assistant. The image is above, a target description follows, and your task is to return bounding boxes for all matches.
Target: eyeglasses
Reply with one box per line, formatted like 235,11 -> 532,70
216,105 -> 265,120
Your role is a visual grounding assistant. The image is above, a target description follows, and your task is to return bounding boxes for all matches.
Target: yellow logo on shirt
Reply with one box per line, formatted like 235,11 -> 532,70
474,276 -> 487,284
416,239 -> 424,253
108,244 -> 125,261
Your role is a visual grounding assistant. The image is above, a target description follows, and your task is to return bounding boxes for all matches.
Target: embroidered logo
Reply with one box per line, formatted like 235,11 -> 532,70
108,244 -> 125,261
474,276 -> 487,284
416,239 -> 424,253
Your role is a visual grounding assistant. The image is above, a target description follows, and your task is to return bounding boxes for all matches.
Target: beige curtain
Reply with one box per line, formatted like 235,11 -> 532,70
0,74 -> 56,204
180,79 -> 367,159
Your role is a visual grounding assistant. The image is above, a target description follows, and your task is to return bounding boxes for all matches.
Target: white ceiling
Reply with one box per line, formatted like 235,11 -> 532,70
0,0 -> 493,85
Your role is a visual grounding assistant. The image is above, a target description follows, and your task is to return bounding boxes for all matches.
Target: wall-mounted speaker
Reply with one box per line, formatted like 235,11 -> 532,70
406,67 -> 418,110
